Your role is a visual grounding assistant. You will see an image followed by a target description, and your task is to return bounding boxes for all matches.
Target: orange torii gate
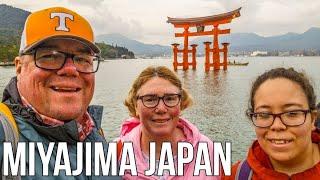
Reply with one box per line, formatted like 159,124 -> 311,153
167,8 -> 241,71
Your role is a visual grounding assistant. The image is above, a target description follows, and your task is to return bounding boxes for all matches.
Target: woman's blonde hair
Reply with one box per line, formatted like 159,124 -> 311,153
124,66 -> 193,117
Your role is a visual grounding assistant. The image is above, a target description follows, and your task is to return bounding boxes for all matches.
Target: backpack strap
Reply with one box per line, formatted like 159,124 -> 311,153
0,102 -> 21,180
235,159 -> 253,180
0,102 -> 18,136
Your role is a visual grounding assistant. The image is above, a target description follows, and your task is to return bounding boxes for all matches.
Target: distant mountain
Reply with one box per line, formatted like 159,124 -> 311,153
191,27 -> 320,52
96,33 -> 171,56
2,3 -> 319,57
0,4 -> 30,31
0,4 -> 134,61
0,4 -> 30,44
0,4 -> 30,62
97,28 -> 320,56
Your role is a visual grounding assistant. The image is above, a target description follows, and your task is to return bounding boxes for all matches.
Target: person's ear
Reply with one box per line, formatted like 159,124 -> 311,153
135,110 -> 140,119
15,56 -> 22,76
134,100 -> 139,117
311,110 -> 317,131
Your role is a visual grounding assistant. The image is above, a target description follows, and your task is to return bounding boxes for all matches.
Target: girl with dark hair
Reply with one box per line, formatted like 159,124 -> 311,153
224,67 -> 320,179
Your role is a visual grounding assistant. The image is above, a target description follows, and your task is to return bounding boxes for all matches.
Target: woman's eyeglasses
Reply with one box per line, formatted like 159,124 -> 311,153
246,109 -> 312,128
137,94 -> 181,108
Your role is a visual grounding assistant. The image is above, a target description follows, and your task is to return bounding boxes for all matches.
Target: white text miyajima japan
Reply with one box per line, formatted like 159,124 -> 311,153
0,0 -> 319,179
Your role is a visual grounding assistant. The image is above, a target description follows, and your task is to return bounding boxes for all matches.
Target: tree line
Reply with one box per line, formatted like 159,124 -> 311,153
0,31 -> 135,63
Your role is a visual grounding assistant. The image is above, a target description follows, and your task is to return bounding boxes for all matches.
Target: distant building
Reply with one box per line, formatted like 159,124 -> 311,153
251,51 -> 268,56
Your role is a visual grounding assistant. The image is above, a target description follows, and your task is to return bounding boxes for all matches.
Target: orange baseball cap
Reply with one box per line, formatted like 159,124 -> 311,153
19,7 -> 100,54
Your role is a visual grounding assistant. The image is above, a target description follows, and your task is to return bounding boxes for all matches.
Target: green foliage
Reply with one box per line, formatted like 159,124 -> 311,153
0,4 -> 28,62
0,29 -> 21,62
96,42 -> 135,59
0,44 -> 19,62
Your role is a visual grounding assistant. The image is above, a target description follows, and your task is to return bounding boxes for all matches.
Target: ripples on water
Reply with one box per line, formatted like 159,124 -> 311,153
0,56 -> 319,162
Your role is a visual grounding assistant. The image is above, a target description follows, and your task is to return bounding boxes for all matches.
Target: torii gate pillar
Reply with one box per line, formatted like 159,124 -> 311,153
167,8 -> 241,71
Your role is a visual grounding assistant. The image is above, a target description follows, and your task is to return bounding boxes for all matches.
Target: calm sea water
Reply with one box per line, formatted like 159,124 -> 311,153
1,56 -> 319,162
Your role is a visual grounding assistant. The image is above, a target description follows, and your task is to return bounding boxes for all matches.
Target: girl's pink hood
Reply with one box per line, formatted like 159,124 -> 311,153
120,117 -> 203,146
119,117 -> 219,179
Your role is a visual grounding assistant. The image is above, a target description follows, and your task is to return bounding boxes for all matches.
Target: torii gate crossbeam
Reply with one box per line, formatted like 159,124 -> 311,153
167,8 -> 241,71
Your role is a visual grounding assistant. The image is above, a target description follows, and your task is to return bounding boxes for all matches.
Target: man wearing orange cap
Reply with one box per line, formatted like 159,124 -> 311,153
0,7 -> 120,179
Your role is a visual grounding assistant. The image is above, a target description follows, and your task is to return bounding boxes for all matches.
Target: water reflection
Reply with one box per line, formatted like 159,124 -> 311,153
175,67 -> 255,162
0,57 -> 320,162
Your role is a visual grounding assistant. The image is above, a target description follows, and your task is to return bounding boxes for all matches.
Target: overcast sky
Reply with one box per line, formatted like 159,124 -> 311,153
2,0 -> 320,45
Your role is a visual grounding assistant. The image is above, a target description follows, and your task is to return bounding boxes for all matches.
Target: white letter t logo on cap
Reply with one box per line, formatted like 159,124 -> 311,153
50,13 -> 74,32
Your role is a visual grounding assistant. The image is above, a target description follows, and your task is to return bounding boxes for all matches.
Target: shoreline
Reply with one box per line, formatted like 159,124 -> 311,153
0,62 -> 14,66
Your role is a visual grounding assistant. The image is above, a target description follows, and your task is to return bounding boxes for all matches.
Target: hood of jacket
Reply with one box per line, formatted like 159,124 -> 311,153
119,117 -> 216,179
120,117 -> 203,147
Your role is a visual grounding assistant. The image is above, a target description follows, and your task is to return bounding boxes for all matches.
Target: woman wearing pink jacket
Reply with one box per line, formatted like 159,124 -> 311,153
118,66 -> 219,179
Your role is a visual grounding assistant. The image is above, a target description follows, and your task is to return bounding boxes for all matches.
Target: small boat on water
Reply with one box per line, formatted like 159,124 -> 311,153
227,61 -> 249,66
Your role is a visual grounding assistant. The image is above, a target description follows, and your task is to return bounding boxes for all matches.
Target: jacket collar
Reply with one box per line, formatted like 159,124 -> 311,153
247,131 -> 320,178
